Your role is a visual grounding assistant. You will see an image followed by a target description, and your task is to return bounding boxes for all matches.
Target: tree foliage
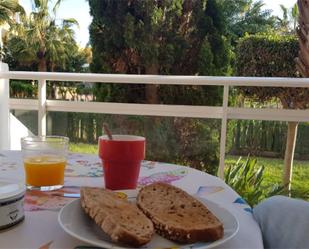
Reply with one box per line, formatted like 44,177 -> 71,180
88,0 -> 230,174
89,0 -> 230,104
218,0 -> 275,43
89,0 -> 229,76
235,34 -> 308,109
276,3 -> 298,33
3,0 -> 88,99
4,0 -> 79,72
0,0 -> 24,25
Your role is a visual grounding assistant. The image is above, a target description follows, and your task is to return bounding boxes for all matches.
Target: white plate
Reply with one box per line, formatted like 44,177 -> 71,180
58,197 -> 239,249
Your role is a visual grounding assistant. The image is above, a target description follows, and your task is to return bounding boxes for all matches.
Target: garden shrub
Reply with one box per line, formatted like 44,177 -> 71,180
236,33 -> 298,77
231,33 -> 309,159
225,156 -> 285,207
235,33 -> 308,109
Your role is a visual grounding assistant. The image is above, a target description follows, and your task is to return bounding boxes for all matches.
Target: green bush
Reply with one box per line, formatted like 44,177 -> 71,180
231,33 -> 309,162
225,156 -> 285,206
235,33 -> 298,77
234,33 -> 309,109
10,80 -> 37,98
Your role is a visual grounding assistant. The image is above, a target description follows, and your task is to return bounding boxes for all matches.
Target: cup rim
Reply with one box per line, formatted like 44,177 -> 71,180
21,136 -> 69,144
99,135 -> 145,141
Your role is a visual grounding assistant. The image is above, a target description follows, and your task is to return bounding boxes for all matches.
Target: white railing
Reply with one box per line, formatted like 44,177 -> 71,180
1,64 -> 309,178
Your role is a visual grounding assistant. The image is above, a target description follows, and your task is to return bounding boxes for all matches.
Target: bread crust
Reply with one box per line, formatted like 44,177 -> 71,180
80,187 -> 154,247
136,182 -> 224,243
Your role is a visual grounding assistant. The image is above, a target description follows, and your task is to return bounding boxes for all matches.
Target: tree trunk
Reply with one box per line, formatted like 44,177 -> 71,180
38,58 -> 47,72
283,121 -> 299,193
51,63 -> 56,72
39,57 -> 57,99
145,64 -> 159,104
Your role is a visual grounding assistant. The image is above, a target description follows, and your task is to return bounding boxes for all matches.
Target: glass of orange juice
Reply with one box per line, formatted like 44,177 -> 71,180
21,136 -> 69,191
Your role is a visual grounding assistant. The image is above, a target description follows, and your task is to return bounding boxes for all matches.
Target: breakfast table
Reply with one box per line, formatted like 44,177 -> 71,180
0,150 -> 264,249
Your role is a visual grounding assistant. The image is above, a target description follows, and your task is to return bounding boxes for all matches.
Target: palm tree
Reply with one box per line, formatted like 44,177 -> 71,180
47,19 -> 79,72
296,1 -> 309,103
277,4 -> 290,32
276,3 -> 299,33
218,0 -> 275,41
292,3 -> 299,31
6,0 -> 78,72
286,0 -> 309,193
0,0 -> 24,25
0,0 -> 24,58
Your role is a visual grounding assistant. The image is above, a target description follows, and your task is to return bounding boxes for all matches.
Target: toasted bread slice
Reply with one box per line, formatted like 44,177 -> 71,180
80,187 -> 154,247
136,182 -> 224,243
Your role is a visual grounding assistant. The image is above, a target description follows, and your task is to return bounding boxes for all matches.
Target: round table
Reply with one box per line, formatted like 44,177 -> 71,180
0,151 -> 263,248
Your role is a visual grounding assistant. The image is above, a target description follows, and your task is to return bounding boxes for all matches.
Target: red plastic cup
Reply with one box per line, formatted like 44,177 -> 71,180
98,135 -> 145,190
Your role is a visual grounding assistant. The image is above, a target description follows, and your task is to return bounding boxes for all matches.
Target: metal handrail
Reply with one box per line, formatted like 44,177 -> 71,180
1,69 -> 309,178
1,71 -> 309,87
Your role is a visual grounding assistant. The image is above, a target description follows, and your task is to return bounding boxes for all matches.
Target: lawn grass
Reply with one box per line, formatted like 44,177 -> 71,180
69,143 -> 98,154
225,155 -> 309,201
69,143 -> 309,201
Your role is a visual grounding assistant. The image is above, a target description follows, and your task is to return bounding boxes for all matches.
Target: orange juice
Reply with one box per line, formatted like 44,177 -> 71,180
24,155 -> 66,187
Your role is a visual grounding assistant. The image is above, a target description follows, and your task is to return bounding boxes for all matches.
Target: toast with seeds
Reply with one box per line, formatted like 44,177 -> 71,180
80,187 -> 154,247
136,182 -> 224,243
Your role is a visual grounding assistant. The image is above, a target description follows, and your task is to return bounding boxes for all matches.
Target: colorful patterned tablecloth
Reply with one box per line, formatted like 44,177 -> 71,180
0,150 -> 263,249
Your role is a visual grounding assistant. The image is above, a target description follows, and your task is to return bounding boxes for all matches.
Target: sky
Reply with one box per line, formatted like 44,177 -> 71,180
19,0 -> 297,48
263,0 -> 296,15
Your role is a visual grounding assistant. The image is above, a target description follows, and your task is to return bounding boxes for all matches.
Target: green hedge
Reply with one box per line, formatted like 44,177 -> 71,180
236,34 -> 298,77
232,34 -> 309,158
235,33 -> 309,109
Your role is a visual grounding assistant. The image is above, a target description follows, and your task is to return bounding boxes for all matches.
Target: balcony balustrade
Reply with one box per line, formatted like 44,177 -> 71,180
1,62 -> 309,178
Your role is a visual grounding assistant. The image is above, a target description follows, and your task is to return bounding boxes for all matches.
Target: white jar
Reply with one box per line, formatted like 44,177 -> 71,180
0,180 -> 25,230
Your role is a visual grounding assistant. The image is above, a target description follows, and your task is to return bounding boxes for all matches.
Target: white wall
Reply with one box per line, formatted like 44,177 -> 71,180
10,113 -> 34,150
0,62 -> 9,150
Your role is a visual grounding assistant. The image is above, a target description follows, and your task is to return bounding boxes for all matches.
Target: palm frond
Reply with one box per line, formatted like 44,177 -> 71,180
53,0 -> 65,14
0,0 -> 24,24
63,18 -> 79,28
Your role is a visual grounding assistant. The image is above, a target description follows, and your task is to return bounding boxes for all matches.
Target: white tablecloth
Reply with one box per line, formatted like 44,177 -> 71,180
0,151 -> 263,249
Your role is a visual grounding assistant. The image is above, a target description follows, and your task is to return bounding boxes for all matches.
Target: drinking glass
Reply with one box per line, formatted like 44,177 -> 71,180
21,136 -> 69,191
